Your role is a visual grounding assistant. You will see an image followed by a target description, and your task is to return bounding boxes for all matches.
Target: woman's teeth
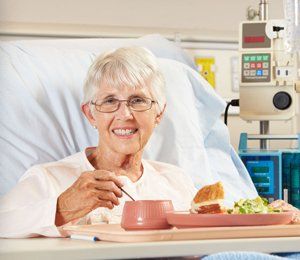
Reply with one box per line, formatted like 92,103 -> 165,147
113,129 -> 137,136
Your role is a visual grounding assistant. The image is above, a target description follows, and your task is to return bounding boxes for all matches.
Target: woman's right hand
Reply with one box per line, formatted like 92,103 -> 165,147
55,170 -> 124,226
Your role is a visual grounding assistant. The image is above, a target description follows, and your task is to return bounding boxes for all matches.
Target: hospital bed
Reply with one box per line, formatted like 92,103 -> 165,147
0,34 -> 257,202
1,236 -> 299,259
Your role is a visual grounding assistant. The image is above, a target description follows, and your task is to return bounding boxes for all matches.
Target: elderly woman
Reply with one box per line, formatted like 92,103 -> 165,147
0,47 -> 196,238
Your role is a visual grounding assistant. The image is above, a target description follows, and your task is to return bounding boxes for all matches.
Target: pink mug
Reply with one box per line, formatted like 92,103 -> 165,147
121,200 -> 174,231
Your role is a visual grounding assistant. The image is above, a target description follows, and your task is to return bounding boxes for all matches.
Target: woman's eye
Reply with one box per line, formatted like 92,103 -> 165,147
131,97 -> 146,104
103,98 -> 118,104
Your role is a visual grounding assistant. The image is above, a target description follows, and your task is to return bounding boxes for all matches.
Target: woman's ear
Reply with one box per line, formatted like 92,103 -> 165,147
155,104 -> 166,125
81,103 -> 96,126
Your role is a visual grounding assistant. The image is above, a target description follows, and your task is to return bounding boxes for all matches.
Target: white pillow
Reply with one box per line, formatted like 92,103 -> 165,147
12,34 -> 196,69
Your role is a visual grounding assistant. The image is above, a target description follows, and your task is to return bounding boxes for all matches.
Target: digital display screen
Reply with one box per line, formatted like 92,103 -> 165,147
252,176 -> 269,183
257,187 -> 269,193
244,36 -> 265,43
252,166 -> 269,173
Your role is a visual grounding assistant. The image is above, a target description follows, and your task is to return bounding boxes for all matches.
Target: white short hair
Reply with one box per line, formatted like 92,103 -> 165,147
82,47 -> 166,114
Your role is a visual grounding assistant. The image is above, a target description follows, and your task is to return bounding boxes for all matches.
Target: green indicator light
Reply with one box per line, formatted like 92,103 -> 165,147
257,187 -> 269,193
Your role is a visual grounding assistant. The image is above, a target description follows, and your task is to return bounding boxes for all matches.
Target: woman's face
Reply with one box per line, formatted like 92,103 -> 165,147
86,83 -> 163,156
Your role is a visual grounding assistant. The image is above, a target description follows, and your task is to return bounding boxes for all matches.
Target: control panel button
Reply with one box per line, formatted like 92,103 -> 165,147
263,70 -> 269,76
273,92 -> 292,110
256,56 -> 262,61
256,70 -> 263,76
262,55 -> 269,61
262,62 -> 269,68
244,63 -> 250,69
250,63 -> 256,69
256,62 -> 262,68
244,70 -> 250,76
244,56 -> 250,62
250,56 -> 256,61
250,70 -> 256,76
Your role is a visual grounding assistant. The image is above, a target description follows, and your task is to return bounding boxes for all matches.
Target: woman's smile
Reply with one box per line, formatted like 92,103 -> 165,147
112,127 -> 139,139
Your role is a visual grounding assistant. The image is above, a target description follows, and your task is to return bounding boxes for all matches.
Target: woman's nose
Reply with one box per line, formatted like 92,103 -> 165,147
115,102 -> 133,120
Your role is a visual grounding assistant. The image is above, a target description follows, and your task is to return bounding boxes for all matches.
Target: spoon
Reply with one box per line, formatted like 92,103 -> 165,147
120,187 -> 136,201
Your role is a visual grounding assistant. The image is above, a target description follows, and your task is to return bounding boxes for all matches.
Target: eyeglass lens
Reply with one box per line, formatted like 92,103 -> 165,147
94,97 -> 154,112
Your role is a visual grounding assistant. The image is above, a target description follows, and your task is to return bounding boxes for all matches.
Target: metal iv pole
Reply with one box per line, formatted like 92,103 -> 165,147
259,0 -> 269,150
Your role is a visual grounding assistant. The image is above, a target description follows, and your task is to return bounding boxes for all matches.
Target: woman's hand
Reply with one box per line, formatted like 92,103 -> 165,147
55,170 -> 124,226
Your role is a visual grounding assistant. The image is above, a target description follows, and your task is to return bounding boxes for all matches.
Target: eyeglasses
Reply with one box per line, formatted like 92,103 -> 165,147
90,96 -> 157,113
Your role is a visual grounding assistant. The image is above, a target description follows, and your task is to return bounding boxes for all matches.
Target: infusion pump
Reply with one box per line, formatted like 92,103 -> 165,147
239,20 -> 300,121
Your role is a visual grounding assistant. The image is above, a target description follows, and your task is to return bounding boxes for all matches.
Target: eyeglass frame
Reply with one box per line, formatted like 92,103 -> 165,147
90,97 -> 157,113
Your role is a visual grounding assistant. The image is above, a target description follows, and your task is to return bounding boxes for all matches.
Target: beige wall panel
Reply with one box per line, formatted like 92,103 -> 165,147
0,0 -> 284,40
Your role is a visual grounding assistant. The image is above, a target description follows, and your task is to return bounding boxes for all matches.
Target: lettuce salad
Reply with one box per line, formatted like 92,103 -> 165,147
227,196 -> 281,214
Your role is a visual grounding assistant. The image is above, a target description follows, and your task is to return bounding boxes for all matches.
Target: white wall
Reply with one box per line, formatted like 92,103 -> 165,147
0,0 -> 284,41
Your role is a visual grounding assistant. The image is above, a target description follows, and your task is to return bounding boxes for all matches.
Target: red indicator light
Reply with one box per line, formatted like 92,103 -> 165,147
244,36 -> 265,43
